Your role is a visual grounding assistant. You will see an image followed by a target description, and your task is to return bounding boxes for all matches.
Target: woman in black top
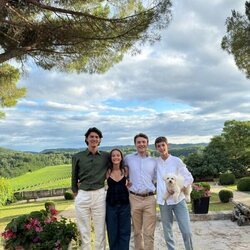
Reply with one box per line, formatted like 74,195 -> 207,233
106,148 -> 131,250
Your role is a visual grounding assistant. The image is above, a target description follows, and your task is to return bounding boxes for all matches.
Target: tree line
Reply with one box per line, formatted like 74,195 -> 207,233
0,150 -> 72,178
185,120 -> 250,180
0,145 -> 204,179
1,120 -> 249,179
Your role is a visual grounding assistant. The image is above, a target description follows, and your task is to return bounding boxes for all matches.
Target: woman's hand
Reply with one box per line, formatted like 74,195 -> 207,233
126,180 -> 132,188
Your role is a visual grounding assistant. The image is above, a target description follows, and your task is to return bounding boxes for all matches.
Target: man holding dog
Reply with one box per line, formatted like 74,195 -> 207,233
124,133 -> 157,250
154,136 -> 194,250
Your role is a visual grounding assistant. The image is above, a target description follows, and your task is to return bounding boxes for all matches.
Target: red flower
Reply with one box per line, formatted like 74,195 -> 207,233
1,229 -> 16,240
24,218 -> 43,232
50,208 -> 58,216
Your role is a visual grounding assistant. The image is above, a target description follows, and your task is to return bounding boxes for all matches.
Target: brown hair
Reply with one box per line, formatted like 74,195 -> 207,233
154,136 -> 168,147
134,133 -> 149,144
84,127 -> 103,145
108,148 -> 125,173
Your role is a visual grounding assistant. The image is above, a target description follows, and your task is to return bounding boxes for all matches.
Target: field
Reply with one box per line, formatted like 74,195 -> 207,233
10,164 -> 71,191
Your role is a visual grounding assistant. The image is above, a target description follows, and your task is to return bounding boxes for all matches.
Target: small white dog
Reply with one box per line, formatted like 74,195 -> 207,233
163,174 -> 191,203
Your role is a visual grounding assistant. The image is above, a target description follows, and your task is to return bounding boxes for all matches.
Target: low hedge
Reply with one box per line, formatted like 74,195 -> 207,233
237,177 -> 250,191
64,191 -> 74,200
218,189 -> 233,203
219,173 -> 235,185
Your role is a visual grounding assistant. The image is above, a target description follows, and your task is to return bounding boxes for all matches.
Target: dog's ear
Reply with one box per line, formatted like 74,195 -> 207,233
163,176 -> 168,181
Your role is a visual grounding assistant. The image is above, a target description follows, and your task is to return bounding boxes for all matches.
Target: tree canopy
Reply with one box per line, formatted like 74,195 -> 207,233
0,0 -> 172,73
221,1 -> 250,78
185,120 -> 250,179
0,64 -> 26,118
0,0 -> 172,117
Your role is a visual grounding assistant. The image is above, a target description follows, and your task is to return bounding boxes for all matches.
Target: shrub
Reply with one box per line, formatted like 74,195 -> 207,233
237,177 -> 250,191
1,207 -> 79,249
14,192 -> 24,201
0,178 -> 14,206
44,201 -> 55,211
218,189 -> 233,203
219,173 -> 235,185
64,191 -> 74,200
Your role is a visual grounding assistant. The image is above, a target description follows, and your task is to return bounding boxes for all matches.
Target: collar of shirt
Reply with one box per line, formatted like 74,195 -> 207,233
86,149 -> 101,156
134,152 -> 149,158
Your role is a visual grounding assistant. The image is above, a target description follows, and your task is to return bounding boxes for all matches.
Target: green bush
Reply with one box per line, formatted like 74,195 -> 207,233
14,192 -> 23,201
64,191 -> 74,200
219,173 -> 235,185
237,177 -> 250,191
218,189 -> 233,203
44,201 -> 56,211
0,177 -> 14,206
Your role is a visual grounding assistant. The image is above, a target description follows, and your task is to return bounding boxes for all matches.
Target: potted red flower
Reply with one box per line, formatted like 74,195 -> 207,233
191,182 -> 211,214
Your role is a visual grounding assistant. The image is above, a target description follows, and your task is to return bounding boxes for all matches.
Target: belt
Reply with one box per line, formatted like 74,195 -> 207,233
129,191 -> 155,197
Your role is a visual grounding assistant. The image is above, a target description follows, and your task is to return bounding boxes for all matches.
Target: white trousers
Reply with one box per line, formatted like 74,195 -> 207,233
75,188 -> 106,250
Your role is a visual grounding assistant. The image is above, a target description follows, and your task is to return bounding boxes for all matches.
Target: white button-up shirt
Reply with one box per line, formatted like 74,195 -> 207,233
156,154 -> 194,205
124,152 -> 156,193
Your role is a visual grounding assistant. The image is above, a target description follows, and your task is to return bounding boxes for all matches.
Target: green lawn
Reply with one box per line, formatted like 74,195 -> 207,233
0,199 -> 73,232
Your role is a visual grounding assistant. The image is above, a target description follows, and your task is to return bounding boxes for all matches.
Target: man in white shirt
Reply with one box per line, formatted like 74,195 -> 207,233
124,133 -> 157,250
155,136 -> 194,250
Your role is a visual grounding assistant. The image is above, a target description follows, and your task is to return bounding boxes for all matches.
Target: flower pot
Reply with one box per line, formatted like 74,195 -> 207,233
192,197 -> 210,214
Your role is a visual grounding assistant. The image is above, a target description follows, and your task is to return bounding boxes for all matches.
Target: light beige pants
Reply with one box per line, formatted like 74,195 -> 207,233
75,188 -> 106,250
129,194 -> 156,250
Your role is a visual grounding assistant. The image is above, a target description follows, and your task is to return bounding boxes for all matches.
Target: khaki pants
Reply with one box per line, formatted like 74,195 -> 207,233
75,188 -> 106,250
129,194 -> 156,250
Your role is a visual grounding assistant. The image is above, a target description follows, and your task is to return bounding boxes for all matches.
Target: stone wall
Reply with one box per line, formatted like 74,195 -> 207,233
15,187 -> 70,201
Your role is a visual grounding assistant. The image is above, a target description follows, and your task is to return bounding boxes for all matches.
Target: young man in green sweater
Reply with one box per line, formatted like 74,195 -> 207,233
72,127 -> 109,250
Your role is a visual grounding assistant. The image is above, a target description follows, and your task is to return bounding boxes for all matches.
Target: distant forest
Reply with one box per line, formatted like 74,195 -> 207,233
0,144 -> 206,178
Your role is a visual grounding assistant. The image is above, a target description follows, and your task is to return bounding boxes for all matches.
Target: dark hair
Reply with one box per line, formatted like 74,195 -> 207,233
84,127 -> 103,145
134,133 -> 149,144
108,148 -> 125,173
154,136 -> 168,147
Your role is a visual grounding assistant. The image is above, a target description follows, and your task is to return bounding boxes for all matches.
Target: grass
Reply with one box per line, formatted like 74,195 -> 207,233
0,199 -> 73,232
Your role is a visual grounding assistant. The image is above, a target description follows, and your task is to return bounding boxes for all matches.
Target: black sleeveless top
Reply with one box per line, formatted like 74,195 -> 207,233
106,176 -> 129,206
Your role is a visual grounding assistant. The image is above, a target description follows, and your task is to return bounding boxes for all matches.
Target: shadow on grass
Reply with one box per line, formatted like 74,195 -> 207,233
0,203 -> 45,212
0,214 -> 23,226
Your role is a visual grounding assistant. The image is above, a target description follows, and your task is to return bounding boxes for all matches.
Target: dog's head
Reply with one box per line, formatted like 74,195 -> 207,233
163,174 -> 177,186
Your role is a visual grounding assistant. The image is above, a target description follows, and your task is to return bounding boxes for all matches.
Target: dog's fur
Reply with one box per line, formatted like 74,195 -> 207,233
163,174 -> 191,203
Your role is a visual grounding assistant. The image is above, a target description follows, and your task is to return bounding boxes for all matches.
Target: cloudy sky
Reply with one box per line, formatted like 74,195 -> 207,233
0,0 -> 249,152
